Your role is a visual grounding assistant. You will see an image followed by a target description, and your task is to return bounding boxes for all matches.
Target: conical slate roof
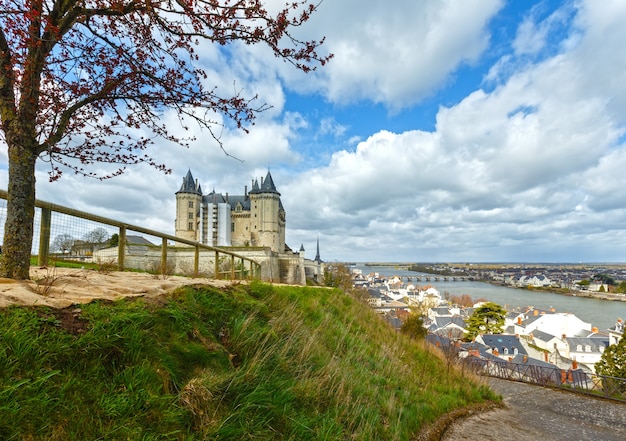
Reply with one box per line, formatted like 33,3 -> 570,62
176,169 -> 201,195
250,171 -> 280,195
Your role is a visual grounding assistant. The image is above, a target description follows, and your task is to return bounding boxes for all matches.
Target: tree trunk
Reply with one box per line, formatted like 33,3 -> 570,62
0,143 -> 37,279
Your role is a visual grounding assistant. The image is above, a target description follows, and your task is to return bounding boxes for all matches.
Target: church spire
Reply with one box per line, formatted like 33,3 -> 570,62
314,236 -> 322,263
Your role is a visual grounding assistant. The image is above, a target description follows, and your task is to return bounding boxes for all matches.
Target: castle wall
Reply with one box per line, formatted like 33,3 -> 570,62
93,246 -> 309,285
231,212 -> 251,247
304,260 -> 324,284
278,253 -> 306,285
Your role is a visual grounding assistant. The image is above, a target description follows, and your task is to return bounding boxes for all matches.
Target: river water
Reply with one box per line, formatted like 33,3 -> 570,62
356,265 -> 626,332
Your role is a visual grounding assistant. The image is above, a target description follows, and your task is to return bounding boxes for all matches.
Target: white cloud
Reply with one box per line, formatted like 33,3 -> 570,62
284,0 -> 626,262
266,0 -> 505,110
512,2 -> 574,56
325,0 -> 503,109
5,0 -> 626,264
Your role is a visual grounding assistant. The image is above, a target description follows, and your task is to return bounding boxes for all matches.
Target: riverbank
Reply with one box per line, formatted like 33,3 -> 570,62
490,282 -> 626,303
356,265 -> 626,331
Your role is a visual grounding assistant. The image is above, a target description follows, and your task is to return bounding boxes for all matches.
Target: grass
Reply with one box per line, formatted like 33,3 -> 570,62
0,281 -> 498,440
30,256 -> 100,270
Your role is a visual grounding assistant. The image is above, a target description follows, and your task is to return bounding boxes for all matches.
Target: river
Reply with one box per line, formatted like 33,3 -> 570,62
356,265 -> 626,332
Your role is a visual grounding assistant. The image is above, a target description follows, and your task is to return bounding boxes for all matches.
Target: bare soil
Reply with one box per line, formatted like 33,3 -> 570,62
0,267 -> 234,309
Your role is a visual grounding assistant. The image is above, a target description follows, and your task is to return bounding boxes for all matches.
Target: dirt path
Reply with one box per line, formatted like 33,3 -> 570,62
442,378 -> 626,441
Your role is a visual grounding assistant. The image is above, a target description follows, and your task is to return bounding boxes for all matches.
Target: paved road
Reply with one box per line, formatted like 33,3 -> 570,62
442,378 -> 626,441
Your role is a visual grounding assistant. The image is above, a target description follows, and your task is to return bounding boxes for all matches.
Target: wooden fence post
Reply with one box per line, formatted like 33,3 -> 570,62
161,238 -> 167,275
118,226 -> 126,270
38,207 -> 51,266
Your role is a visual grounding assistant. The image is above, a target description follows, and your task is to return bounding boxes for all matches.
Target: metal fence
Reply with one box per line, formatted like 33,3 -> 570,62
463,356 -> 626,403
0,189 -> 260,280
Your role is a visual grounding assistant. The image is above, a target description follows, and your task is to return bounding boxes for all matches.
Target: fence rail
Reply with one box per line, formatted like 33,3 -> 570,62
463,356 -> 626,403
0,189 -> 260,280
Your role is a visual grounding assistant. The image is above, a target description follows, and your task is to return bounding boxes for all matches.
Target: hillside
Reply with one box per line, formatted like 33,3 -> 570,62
0,280 -> 497,440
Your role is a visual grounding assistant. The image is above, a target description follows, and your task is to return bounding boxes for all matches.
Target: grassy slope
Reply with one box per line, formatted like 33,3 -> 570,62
0,282 -> 497,440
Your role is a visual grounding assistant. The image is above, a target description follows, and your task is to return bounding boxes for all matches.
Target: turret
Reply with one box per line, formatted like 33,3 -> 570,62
175,169 -> 202,242
249,171 -> 285,252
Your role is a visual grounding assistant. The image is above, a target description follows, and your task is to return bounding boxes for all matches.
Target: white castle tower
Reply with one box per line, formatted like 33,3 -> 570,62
248,172 -> 285,252
174,169 -> 202,242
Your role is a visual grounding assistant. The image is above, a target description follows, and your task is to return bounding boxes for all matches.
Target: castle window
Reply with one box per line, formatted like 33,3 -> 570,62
188,222 -> 193,230
231,223 -> 235,232
188,212 -> 193,219
188,201 -> 194,208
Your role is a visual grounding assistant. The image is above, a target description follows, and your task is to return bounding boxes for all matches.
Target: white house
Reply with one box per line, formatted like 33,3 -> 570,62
522,311 -> 592,338
530,329 -> 567,354
563,336 -> 609,372
609,318 -> 624,346
517,274 -> 552,287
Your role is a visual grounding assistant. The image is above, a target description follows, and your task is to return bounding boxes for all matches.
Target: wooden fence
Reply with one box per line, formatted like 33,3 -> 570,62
0,189 -> 260,280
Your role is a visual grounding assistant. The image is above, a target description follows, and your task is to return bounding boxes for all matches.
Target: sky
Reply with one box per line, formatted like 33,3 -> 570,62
3,0 -> 626,263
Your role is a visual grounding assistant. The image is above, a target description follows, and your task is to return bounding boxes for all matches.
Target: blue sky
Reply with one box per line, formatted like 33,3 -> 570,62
3,0 -> 626,263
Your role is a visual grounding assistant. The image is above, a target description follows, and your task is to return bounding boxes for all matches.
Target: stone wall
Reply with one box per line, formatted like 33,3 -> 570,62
93,245 -> 311,285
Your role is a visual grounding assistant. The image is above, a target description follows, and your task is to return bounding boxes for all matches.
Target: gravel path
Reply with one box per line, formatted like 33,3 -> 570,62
442,378 -> 626,441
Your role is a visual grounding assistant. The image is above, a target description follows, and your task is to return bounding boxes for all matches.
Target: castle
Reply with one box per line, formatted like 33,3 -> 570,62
175,170 -> 322,284
175,169 -> 286,252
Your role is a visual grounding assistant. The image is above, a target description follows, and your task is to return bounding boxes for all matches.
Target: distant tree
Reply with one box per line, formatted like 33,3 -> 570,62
52,234 -> 75,255
618,281 -> 626,294
109,234 -> 119,248
594,274 -> 616,286
83,228 -> 110,252
323,264 -> 353,291
595,337 -> 626,392
449,294 -> 487,307
0,0 -> 330,280
400,314 -> 427,340
578,279 -> 591,287
465,302 -> 506,341
407,294 -> 440,318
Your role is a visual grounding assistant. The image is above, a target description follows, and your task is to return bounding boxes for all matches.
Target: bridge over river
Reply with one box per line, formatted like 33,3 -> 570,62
399,275 -> 469,282
358,263 -> 470,282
